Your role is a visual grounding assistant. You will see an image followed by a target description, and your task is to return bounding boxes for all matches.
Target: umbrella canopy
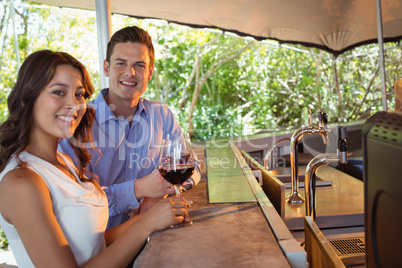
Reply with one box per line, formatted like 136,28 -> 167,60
32,0 -> 402,56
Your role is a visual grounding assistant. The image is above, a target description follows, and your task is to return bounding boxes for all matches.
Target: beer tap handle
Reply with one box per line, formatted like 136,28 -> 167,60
318,112 -> 323,127
322,113 -> 328,129
318,112 -> 330,145
338,126 -> 348,164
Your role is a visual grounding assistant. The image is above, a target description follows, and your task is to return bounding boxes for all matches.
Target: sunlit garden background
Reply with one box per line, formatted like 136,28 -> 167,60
0,0 -> 401,250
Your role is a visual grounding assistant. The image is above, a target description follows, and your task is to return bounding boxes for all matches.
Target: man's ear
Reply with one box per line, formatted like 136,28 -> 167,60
148,64 -> 154,81
103,60 -> 110,77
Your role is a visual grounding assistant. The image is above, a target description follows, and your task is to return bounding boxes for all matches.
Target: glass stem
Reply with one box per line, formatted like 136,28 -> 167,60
175,185 -> 182,197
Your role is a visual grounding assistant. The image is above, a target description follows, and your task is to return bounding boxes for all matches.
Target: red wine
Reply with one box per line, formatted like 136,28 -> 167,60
159,165 -> 195,185
164,153 -> 191,165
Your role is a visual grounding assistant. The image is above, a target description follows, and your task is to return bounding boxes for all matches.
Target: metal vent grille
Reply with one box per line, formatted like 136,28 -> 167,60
370,113 -> 402,144
329,238 -> 365,255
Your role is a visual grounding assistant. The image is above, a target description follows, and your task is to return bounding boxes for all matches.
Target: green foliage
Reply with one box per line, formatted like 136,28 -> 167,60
0,226 -> 9,250
0,0 -> 401,143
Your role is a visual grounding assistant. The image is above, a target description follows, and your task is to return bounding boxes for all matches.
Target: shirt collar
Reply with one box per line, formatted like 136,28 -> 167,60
92,88 -> 147,125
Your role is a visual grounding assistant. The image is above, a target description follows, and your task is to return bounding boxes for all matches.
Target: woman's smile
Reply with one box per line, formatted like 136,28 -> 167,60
56,115 -> 77,125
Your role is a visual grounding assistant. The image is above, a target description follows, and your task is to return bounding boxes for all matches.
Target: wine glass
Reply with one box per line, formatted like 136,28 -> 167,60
159,133 -> 195,226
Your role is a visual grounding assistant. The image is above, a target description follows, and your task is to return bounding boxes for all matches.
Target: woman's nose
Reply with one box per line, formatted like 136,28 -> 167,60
65,95 -> 80,110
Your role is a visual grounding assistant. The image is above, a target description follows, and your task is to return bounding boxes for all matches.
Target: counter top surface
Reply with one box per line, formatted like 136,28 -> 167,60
133,177 -> 291,268
284,165 -> 364,230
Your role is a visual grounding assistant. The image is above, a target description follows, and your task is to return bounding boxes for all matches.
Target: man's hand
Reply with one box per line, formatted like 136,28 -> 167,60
134,170 -> 175,200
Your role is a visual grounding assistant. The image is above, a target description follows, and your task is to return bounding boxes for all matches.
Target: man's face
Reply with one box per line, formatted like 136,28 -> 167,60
104,42 -> 154,104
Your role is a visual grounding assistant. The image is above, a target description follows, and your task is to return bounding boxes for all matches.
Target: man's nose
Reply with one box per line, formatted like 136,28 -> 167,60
125,66 -> 135,77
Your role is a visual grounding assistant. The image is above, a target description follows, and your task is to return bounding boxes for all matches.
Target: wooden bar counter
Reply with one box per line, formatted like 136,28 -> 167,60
133,141 -> 299,268
134,178 -> 291,267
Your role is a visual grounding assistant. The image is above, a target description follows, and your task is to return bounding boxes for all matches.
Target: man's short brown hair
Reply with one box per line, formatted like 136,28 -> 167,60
106,26 -> 155,66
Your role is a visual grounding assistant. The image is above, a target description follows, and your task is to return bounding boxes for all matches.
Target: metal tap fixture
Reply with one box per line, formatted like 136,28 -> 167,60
286,108 -> 332,204
305,126 -> 348,220
263,137 -> 291,170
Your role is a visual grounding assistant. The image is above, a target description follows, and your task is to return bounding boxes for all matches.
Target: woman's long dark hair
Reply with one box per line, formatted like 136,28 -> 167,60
0,50 -> 95,180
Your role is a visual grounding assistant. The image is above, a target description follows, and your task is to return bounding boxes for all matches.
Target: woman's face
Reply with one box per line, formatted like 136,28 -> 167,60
32,64 -> 87,141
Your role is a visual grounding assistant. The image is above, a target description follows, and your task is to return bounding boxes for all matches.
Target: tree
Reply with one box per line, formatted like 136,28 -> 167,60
0,1 -> 401,142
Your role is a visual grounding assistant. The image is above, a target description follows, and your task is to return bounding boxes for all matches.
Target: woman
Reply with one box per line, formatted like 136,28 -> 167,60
0,50 -> 188,267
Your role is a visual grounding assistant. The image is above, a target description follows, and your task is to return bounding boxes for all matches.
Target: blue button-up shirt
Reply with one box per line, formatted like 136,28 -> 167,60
59,89 -> 201,228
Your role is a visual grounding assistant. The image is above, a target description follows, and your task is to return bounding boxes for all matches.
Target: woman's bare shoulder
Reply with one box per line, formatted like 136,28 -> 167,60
0,167 -> 45,189
0,167 -> 50,222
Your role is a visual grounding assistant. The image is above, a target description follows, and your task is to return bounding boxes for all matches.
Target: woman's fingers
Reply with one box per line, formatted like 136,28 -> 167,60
171,202 -> 188,224
170,197 -> 187,208
173,216 -> 185,224
151,197 -> 190,227
169,196 -> 191,208
173,208 -> 187,216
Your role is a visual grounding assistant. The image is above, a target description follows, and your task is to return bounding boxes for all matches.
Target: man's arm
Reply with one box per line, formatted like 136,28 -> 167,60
102,180 -> 139,215
58,139 -> 141,217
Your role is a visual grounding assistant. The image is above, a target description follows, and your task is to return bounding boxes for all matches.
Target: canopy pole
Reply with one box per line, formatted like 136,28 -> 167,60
376,0 -> 388,111
333,58 -> 343,123
95,0 -> 112,89
9,0 -> 21,68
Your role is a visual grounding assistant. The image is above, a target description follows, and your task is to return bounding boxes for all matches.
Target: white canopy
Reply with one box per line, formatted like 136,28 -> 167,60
32,0 -> 402,56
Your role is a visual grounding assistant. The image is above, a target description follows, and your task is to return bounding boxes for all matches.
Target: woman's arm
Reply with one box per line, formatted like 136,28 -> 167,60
0,168 -> 79,267
0,168 -> 188,268
104,196 -> 187,246
92,197 -> 187,267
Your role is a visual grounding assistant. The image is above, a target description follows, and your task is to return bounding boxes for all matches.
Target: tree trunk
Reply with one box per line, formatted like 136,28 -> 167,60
186,41 -> 255,125
311,49 -> 322,111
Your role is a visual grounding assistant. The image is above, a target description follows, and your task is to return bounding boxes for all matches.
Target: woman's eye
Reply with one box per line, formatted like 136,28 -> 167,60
53,90 -> 65,96
76,92 -> 86,98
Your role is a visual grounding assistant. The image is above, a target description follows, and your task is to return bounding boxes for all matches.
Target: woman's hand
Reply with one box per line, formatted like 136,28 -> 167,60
142,196 -> 189,231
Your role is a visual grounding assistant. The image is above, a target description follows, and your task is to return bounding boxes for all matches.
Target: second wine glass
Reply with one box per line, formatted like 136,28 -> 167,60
159,133 -> 195,198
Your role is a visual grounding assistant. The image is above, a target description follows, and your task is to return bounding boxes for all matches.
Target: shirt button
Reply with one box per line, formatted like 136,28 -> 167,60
128,164 -> 132,169
128,206 -> 133,209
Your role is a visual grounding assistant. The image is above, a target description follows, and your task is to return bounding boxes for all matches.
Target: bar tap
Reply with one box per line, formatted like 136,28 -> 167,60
286,109 -> 332,204
263,137 -> 291,170
305,126 -> 348,220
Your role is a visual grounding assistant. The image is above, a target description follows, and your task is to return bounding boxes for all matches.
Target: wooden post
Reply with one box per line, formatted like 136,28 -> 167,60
395,79 -> 402,111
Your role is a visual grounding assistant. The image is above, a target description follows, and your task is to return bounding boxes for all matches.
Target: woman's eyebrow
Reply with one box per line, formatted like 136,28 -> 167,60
49,82 -> 69,88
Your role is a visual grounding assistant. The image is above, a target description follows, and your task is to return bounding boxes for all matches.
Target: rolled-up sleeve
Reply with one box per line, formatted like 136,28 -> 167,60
102,180 -> 140,216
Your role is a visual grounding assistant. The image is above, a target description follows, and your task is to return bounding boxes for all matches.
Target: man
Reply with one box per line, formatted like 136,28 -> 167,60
59,26 -> 201,228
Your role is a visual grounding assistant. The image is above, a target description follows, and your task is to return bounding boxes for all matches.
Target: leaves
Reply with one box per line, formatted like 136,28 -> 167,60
1,1 -> 401,142
0,226 -> 9,250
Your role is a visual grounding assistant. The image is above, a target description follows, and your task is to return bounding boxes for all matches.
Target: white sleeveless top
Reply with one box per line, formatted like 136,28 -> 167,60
0,151 -> 108,267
